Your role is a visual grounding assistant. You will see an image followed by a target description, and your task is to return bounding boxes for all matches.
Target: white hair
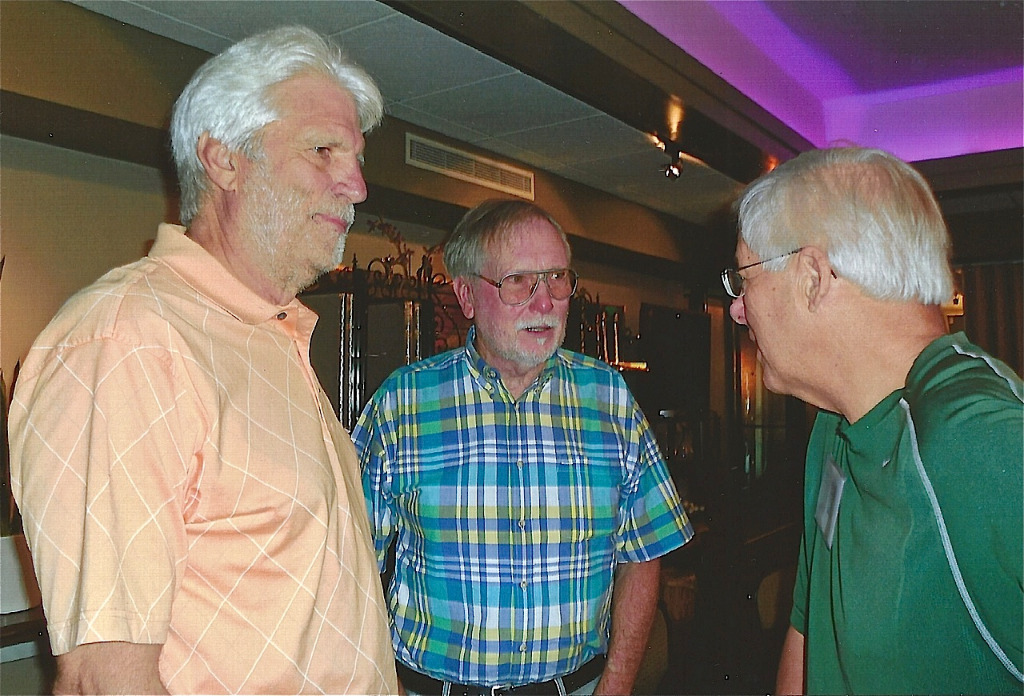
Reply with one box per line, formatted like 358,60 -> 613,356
170,26 -> 384,225
736,147 -> 954,304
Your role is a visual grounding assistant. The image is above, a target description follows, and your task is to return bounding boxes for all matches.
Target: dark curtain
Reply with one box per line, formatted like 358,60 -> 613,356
959,261 -> 1023,378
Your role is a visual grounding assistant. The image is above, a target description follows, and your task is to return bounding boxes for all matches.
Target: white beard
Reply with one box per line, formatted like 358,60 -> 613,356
239,163 -> 355,293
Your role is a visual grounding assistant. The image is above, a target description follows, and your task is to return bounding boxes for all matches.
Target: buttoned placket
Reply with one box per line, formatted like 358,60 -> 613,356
270,308 -> 343,468
511,372 -> 555,674
477,362 -> 561,682
272,308 -> 321,400
505,377 -> 530,666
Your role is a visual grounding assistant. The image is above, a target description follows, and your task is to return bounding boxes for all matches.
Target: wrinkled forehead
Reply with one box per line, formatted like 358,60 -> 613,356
484,218 -> 568,274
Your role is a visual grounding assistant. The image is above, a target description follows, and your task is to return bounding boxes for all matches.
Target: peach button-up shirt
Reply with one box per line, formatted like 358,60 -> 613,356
10,224 -> 397,694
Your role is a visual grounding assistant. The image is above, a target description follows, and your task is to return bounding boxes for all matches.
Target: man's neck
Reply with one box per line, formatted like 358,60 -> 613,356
827,302 -> 948,423
187,213 -> 295,306
471,335 -> 547,401
501,371 -> 542,401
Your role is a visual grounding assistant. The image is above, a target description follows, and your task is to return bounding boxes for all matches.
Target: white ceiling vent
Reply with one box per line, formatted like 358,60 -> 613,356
405,133 -> 535,200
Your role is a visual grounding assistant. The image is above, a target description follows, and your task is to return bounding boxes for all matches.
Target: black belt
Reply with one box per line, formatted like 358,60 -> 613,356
396,656 -> 606,696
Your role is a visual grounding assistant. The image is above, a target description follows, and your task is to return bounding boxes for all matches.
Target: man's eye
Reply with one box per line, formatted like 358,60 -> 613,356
313,146 -> 330,157
504,273 -> 528,286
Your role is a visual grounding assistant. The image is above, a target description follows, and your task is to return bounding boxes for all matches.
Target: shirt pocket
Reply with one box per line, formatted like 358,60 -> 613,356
524,441 -> 622,546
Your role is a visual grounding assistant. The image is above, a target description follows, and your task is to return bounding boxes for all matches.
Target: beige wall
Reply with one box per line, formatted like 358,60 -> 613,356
1,136 -> 167,384
0,1 -> 206,127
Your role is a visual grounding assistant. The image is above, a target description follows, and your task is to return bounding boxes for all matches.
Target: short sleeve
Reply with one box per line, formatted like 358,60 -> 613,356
11,338 -> 196,654
613,384 -> 692,562
352,392 -> 396,571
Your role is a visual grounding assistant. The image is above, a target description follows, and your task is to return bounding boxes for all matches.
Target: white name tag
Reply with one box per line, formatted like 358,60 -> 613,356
814,455 -> 846,550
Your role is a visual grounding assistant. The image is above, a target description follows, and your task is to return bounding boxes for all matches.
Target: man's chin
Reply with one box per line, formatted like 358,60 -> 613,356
332,235 -> 348,267
301,263 -> 341,292
306,241 -> 347,284
293,255 -> 341,293
515,343 -> 560,370
759,365 -> 789,397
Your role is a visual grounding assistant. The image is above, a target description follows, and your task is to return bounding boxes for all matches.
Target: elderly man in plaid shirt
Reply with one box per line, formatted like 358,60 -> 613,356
354,199 -> 693,696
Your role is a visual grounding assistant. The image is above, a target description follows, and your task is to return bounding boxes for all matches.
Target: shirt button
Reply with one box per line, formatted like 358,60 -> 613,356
518,519 -> 525,529
520,580 -> 528,589
517,460 -> 523,468
519,643 -> 527,653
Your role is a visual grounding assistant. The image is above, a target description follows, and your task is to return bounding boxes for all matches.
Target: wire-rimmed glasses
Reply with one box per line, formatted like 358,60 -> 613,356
474,268 -> 579,306
721,248 -> 804,298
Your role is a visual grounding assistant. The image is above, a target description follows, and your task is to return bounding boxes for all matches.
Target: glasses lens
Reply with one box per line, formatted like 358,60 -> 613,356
721,269 -> 743,298
495,269 -> 578,305
498,272 -> 539,305
546,269 -> 578,300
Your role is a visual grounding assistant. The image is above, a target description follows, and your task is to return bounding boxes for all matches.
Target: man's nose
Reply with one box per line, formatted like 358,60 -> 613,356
331,157 -> 367,204
729,295 -> 748,325
528,277 -> 555,312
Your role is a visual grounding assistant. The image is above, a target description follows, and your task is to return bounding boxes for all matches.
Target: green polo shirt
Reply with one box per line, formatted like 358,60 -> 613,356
791,332 -> 1023,695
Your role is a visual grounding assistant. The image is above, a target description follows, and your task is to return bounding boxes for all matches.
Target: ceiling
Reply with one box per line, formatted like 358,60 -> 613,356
69,0 -> 1022,232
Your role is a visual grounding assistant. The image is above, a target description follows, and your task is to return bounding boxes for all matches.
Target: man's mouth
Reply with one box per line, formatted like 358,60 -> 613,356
520,322 -> 557,334
313,213 -> 351,233
314,204 -> 355,233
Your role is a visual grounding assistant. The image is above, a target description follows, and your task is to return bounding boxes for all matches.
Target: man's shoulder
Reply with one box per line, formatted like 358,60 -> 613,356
903,333 -> 1022,478
554,348 -> 626,382
379,346 -> 468,386
31,257 -> 172,349
905,333 -> 1023,418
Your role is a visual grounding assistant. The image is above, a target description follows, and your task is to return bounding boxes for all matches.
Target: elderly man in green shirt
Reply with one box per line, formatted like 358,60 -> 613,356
723,146 -> 1023,695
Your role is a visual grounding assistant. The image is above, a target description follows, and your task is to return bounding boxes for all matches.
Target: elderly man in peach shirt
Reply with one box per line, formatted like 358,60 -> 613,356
9,26 -> 397,695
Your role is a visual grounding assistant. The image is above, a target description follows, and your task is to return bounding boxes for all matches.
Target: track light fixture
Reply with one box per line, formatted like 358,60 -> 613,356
649,133 -> 708,181
650,133 -> 685,180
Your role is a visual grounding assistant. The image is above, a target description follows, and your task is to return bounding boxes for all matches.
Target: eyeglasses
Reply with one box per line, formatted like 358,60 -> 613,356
721,248 -> 804,298
474,268 -> 579,306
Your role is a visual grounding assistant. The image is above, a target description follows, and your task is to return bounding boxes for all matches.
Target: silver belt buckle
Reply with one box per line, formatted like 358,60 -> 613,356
490,684 -> 512,696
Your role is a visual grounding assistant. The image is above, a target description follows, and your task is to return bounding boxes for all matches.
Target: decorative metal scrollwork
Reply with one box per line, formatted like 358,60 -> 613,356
362,217 -> 450,304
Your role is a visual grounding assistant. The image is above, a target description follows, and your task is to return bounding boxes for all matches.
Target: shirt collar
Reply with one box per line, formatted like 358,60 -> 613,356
464,325 -> 560,395
150,223 -> 309,326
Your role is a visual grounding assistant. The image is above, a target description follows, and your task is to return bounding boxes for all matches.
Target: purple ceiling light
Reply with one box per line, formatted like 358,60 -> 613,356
620,0 -> 1023,162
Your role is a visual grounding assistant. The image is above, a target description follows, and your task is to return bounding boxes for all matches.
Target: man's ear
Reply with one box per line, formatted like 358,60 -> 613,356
796,246 -> 836,312
452,277 -> 476,320
197,132 -> 241,193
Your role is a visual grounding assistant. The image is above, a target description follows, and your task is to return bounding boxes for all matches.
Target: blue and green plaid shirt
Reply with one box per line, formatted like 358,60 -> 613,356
353,328 -> 692,686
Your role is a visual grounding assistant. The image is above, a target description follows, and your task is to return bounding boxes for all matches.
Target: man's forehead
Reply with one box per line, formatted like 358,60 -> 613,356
270,74 -> 358,120
735,239 -> 757,262
499,220 -> 562,249
483,234 -> 522,274
482,223 -> 561,273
